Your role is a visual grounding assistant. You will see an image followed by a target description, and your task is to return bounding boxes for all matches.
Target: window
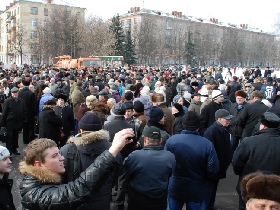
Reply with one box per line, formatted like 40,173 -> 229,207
121,20 -> 124,27
30,43 -> 38,51
44,8 -> 48,16
31,19 -> 38,26
14,9 -> 16,16
18,7 -> 19,15
134,18 -> 137,24
30,7 -> 38,15
76,11 -> 80,16
31,31 -> 37,39
44,21 -> 48,27
166,20 -> 172,29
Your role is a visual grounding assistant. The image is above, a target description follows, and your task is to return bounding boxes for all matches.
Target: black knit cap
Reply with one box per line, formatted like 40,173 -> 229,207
182,111 -> 201,131
79,113 -> 102,131
173,103 -> 184,113
125,91 -> 134,101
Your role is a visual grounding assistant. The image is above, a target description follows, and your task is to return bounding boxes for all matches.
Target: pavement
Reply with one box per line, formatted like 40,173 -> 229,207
2,133 -> 239,210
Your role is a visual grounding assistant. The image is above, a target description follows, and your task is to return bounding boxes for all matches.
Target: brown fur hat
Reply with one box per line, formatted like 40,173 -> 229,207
241,173 -> 280,203
235,90 -> 247,98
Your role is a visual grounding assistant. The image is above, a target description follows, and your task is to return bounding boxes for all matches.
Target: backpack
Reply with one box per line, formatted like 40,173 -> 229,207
66,143 -> 82,182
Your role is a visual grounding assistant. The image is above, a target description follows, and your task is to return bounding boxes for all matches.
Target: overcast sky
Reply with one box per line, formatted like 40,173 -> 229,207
1,0 -> 280,32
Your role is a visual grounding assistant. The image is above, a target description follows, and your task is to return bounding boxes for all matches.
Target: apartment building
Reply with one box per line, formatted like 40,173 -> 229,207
0,0 -> 85,65
119,7 -> 276,66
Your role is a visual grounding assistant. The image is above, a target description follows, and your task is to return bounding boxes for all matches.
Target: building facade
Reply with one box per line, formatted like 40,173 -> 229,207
119,7 -> 276,67
0,0 -> 85,66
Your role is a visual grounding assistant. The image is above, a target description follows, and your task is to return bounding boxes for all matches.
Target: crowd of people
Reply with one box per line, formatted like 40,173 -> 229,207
0,64 -> 280,210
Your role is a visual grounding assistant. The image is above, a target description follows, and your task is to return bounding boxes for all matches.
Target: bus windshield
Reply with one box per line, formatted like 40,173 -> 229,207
84,60 -> 102,66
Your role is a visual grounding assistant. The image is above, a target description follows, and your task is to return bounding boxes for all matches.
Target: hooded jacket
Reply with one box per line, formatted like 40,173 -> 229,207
60,130 -> 122,210
19,150 -> 118,210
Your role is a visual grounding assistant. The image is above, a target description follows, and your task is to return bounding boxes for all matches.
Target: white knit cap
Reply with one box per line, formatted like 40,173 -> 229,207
183,92 -> 192,99
211,90 -> 223,100
0,146 -> 10,160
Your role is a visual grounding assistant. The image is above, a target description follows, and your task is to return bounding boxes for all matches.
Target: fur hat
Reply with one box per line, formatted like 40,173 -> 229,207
151,93 -> 164,103
79,113 -> 102,131
86,95 -> 97,107
57,94 -> 67,102
43,100 -> 57,109
112,102 -> 126,115
241,172 -> 280,203
235,90 -> 247,98
173,103 -> 184,113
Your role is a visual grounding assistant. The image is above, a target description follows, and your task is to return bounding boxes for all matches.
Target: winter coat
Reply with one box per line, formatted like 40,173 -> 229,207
71,86 -> 86,120
165,130 -> 219,202
49,83 -> 58,96
0,175 -> 16,210
204,121 -> 231,179
39,107 -> 62,143
103,116 -> 135,159
54,83 -> 69,99
0,97 -> 25,130
18,87 -> 37,121
54,105 -> 74,136
188,99 -> 202,114
238,100 -> 268,138
229,102 -> 248,137
39,93 -> 54,114
60,130 -> 122,210
69,82 -> 76,103
227,81 -> 241,103
232,128 -> 280,194
19,150 -> 119,210
173,111 -> 184,134
200,101 -> 223,134
158,103 -> 175,135
124,145 -> 175,199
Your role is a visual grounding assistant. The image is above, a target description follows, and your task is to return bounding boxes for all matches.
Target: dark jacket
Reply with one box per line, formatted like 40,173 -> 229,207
39,107 -> 62,143
229,102 -> 248,137
0,175 -> 16,210
19,150 -> 118,210
204,121 -> 231,179
60,130 -> 122,210
103,116 -> 135,158
18,87 -> 37,121
238,100 -> 268,138
227,81 -> 241,103
173,111 -> 184,134
232,128 -> 280,178
124,145 -> 175,198
165,130 -> 219,202
0,97 -> 25,129
54,105 -> 74,137
200,101 -> 223,134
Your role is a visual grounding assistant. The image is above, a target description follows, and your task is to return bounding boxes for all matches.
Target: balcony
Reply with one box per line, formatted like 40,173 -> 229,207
11,20 -> 16,29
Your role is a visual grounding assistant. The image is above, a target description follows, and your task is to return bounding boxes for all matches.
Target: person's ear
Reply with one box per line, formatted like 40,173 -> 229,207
143,136 -> 147,144
159,138 -> 163,144
34,161 -> 42,167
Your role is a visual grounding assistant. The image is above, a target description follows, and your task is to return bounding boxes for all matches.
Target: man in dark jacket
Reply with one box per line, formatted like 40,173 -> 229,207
238,90 -> 268,139
204,109 -> 233,210
124,126 -> 175,210
232,112 -> 280,210
0,87 -> 25,155
61,113 -> 122,210
54,94 -> 74,147
165,111 -> 219,210
227,76 -> 241,103
18,79 -> 37,144
229,90 -> 248,155
200,90 -> 224,134
39,100 -> 62,145
0,145 -> 16,210
19,129 -> 135,210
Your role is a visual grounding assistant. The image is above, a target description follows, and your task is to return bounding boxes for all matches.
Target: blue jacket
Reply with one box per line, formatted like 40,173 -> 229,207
165,130 -> 219,202
124,145 -> 175,198
39,93 -> 54,114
